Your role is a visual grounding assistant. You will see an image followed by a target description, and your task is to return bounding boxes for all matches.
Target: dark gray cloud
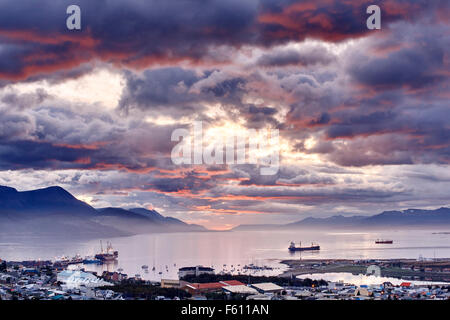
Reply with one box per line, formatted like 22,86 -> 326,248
349,42 -> 446,89
0,0 -> 442,81
326,111 -> 398,139
236,165 -> 336,186
0,98 -> 184,171
0,107 -> 35,141
0,0 -> 448,226
0,140 -> 94,170
118,68 -> 247,117
256,46 -> 336,67
118,67 -> 283,129
118,68 -> 205,116
1,88 -> 50,109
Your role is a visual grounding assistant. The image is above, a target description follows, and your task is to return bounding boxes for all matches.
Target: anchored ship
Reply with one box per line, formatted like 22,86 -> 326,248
94,241 -> 118,262
288,241 -> 320,252
375,239 -> 393,244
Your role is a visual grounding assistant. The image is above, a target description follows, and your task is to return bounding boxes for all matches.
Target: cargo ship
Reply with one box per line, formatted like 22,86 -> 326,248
94,241 -> 118,262
288,241 -> 320,252
375,239 -> 393,244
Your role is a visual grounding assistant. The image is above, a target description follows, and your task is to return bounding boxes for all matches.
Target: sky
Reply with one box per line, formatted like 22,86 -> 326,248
0,0 -> 448,229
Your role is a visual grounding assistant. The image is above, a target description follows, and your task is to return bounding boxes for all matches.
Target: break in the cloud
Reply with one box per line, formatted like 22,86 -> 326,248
0,0 -> 448,228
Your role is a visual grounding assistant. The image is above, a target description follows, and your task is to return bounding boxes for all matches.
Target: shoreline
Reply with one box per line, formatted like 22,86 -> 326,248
279,258 -> 450,283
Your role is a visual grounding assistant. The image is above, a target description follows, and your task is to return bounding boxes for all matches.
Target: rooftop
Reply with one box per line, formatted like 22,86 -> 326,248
222,285 -> 258,295
251,282 -> 284,292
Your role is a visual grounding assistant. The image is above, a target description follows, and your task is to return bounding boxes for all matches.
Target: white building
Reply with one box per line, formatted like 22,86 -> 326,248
250,282 -> 284,294
222,285 -> 259,295
57,270 -> 112,288
178,266 -> 214,278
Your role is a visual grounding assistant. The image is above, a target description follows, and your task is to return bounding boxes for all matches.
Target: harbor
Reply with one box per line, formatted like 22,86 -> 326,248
280,258 -> 450,283
1,255 -> 450,300
1,237 -> 450,300
2,229 -> 450,283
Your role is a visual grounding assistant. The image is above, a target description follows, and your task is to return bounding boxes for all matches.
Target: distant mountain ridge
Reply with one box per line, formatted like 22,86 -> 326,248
234,207 -> 450,231
96,207 -> 205,232
0,186 -> 97,217
0,185 -> 206,239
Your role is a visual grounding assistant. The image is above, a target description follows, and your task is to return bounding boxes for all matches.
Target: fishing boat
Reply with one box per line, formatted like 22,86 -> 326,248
94,241 -> 119,262
375,239 -> 393,244
54,255 -> 70,266
69,254 -> 83,265
55,254 -> 84,266
288,241 -> 320,252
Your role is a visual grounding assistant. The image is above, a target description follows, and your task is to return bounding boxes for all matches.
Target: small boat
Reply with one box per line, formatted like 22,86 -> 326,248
288,241 -> 320,252
54,256 -> 70,266
142,265 -> 149,269
83,257 -> 103,265
69,254 -> 84,265
375,239 -> 393,244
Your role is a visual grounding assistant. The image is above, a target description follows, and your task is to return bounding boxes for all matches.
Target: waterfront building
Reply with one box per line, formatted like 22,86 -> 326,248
57,270 -> 112,288
161,279 -> 187,289
222,285 -> 258,295
182,280 -> 244,295
250,282 -> 284,294
178,266 -> 214,278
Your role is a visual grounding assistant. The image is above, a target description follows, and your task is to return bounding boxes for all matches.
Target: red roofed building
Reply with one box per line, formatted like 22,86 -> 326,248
400,282 -> 411,287
182,280 -> 245,295
220,280 -> 244,286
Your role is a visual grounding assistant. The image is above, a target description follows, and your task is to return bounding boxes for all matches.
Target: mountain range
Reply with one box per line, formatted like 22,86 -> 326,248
233,207 -> 450,231
0,185 -> 205,239
1,185 -> 448,238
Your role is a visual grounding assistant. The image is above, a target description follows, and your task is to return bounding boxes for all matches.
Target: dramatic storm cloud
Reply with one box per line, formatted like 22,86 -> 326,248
0,0 -> 448,228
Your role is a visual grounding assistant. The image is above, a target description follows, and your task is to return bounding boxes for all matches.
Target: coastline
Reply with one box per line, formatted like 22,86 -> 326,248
279,258 -> 450,283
